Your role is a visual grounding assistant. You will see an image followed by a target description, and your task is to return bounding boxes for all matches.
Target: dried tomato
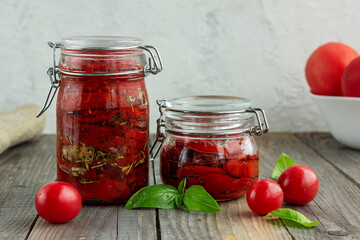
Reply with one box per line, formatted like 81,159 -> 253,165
185,140 -> 220,154
225,159 -> 259,178
204,178 -> 252,194
177,165 -> 226,176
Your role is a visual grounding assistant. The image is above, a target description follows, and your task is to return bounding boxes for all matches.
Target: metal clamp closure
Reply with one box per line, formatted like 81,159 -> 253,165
47,42 -> 62,87
245,108 -> 269,136
149,99 -> 166,161
36,42 -> 62,117
139,45 -> 163,76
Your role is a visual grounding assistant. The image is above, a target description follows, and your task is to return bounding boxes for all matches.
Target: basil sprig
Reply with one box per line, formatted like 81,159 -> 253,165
125,178 -> 221,213
264,208 -> 320,227
271,153 -> 296,181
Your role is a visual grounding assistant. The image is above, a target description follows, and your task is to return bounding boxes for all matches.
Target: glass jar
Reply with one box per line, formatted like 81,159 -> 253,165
153,96 -> 269,201
38,36 -> 163,203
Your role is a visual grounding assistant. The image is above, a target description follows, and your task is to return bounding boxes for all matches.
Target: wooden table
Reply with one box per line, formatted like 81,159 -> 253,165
1,133 -> 360,240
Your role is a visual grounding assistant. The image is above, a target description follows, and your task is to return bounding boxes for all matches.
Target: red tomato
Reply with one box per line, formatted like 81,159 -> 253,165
342,56 -> 360,97
246,179 -> 284,216
278,165 -> 319,205
35,182 -> 82,223
305,42 -> 358,96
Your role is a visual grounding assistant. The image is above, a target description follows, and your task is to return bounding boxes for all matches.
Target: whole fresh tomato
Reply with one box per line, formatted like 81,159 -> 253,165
342,56 -> 360,97
35,182 -> 82,223
278,165 -> 319,205
305,42 -> 358,96
246,179 -> 284,216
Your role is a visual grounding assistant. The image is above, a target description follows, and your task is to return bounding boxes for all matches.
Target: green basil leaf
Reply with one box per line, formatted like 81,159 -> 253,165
178,178 -> 186,194
175,194 -> 183,209
175,178 -> 186,209
264,208 -> 320,227
271,153 -> 296,181
125,185 -> 179,209
183,185 -> 221,213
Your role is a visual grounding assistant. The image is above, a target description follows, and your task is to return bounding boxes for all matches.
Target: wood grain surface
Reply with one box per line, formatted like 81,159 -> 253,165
27,136 -> 157,240
153,150 -> 291,240
0,133 -> 359,240
0,136 -> 55,240
256,133 -> 360,240
295,132 -> 360,187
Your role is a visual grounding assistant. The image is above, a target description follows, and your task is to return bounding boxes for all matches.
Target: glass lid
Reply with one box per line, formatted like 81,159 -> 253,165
61,36 -> 143,50
164,95 -> 252,113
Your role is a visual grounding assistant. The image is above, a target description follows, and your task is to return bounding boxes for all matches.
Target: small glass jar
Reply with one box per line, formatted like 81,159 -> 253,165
153,96 -> 269,201
38,36 -> 163,203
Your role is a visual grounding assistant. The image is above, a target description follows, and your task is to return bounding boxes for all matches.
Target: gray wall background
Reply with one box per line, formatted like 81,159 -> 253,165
1,0 -> 359,133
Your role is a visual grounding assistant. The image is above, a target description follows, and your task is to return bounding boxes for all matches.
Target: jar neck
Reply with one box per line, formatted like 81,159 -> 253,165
164,111 -> 255,136
165,131 -> 250,139
59,49 -> 146,75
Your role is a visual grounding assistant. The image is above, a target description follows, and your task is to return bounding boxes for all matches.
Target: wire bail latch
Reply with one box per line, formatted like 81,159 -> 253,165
246,108 -> 269,136
139,45 -> 163,76
149,99 -> 166,161
36,42 -> 62,117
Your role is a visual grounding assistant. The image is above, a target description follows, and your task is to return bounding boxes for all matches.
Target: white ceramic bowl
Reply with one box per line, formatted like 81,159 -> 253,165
311,93 -> 360,149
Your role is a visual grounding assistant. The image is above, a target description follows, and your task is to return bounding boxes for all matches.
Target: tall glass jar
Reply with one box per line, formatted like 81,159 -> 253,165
153,96 -> 269,201
38,36 -> 163,203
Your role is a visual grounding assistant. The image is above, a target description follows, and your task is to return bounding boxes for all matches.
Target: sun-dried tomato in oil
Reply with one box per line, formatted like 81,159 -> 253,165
156,96 -> 268,201
55,41 -> 156,203
160,134 -> 259,201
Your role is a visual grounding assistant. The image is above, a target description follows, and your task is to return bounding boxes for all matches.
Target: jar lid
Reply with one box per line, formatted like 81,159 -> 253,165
61,36 -> 143,50
164,95 -> 252,114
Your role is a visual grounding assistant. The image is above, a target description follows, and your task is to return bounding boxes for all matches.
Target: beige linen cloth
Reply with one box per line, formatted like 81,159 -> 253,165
0,104 -> 45,155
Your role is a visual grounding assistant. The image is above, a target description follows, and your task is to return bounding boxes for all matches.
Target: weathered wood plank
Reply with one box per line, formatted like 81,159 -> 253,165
28,206 -> 118,240
30,205 -> 157,240
295,132 -> 360,186
255,133 -> 360,239
156,196 -> 291,240
27,136 -> 158,240
0,136 -> 56,240
153,142 -> 292,240
117,151 -> 157,240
